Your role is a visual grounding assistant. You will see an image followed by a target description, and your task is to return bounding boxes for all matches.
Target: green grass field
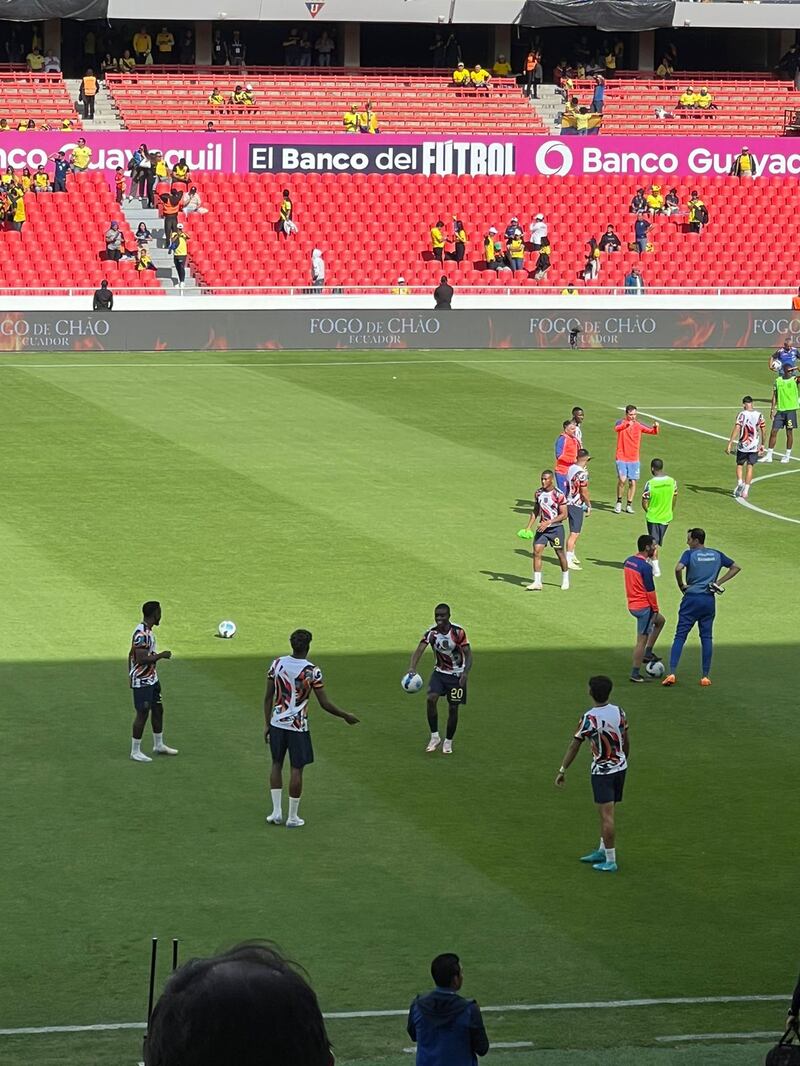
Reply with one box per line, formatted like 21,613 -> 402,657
1,348 -> 797,1066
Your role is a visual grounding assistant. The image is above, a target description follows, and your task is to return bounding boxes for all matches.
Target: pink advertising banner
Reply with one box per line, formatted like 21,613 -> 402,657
3,132 -> 800,179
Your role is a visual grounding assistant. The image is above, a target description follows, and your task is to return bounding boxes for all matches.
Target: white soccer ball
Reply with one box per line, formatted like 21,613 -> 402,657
218,620 -> 237,639
770,358 -> 782,371
645,659 -> 665,678
401,672 -> 424,693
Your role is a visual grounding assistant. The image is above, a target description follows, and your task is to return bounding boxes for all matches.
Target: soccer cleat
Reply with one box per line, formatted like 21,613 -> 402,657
525,581 -> 542,591
700,677 -> 712,687
741,487 -> 750,499
426,736 -> 442,753
780,454 -> 792,464
625,504 -> 634,514
733,484 -> 743,498
629,673 -> 646,683
662,673 -> 677,686
285,817 -> 305,828
442,740 -> 453,755
580,849 -> 606,863
568,559 -> 582,570
266,813 -> 283,825
593,860 -> 618,873
130,750 -> 152,762
614,502 -> 622,513
763,452 -> 773,463
643,651 -> 661,663
153,744 -> 178,756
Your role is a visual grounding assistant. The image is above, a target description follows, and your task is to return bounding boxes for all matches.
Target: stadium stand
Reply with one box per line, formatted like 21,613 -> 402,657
182,172 -> 795,292
0,70 -> 80,130
0,173 -> 161,292
104,69 -> 548,134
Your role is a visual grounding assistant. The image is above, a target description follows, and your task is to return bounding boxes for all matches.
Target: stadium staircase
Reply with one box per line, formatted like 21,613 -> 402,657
526,85 -> 566,134
64,78 -> 123,131
119,198 -> 200,292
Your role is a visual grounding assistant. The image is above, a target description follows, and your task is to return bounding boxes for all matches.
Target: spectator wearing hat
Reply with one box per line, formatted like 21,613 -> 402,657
452,62 -> 470,89
182,186 -> 207,215
645,185 -> 664,216
505,216 -> 522,241
484,227 -> 499,270
664,188 -> 680,217
592,75 -> 605,114
392,276 -> 411,295
434,275 -> 454,309
533,240 -> 551,280
599,225 -> 621,253
731,146 -> 757,180
624,265 -> 645,294
676,86 -> 698,109
170,222 -> 190,288
696,86 -> 717,111
530,213 -> 548,250
104,220 -> 123,261
93,279 -> 113,310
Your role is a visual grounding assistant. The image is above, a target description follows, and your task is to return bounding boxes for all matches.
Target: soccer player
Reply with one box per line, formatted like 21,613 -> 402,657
571,406 -> 585,445
523,470 -> 570,591
623,535 -> 665,683
613,405 -> 659,513
554,419 -> 579,493
769,338 -> 798,377
408,604 -> 471,755
555,675 -> 628,873
264,628 -> 359,827
565,448 -> 591,570
641,458 -> 677,577
726,395 -> 765,498
765,364 -> 799,463
662,528 -> 740,687
128,600 -> 177,762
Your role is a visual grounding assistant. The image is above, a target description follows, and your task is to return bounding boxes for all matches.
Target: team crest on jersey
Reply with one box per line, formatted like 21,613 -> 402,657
305,1 -> 325,15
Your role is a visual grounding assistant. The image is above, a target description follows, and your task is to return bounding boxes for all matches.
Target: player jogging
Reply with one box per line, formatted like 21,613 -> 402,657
726,395 -> 765,498
769,338 -> 798,377
555,675 -> 628,874
408,604 -> 471,755
614,405 -> 659,513
524,469 -> 570,591
565,448 -> 591,571
662,528 -> 740,687
128,600 -> 177,762
641,458 -> 677,577
264,628 -> 359,827
764,364 -> 799,463
554,420 -> 579,493
623,535 -> 665,683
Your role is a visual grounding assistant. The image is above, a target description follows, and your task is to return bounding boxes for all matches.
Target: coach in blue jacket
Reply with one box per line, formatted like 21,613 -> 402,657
407,953 -> 489,1066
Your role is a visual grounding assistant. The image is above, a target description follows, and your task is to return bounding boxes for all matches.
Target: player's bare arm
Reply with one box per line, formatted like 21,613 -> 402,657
461,644 -> 473,683
408,640 -> 427,674
725,418 -> 739,453
135,646 -> 171,663
263,676 -> 275,740
641,490 -> 649,512
715,562 -> 741,587
674,562 -> 687,594
314,686 -> 360,724
525,499 -> 540,532
555,737 -> 582,787
552,501 -> 568,529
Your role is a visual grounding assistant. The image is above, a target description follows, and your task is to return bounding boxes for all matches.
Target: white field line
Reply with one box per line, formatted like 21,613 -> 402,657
0,994 -> 788,1037
403,1041 -> 534,1053
655,1031 -> 776,1043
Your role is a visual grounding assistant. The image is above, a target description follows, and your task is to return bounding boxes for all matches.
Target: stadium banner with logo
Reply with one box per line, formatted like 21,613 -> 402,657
6,133 -> 800,180
0,309 -> 788,352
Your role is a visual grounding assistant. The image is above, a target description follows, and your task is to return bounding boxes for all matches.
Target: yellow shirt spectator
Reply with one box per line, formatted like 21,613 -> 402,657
172,231 -> 189,257
61,119 -> 74,130
604,51 -> 616,72
71,144 -> 91,169
575,111 -> 589,132
13,196 -> 26,224
431,225 -> 445,250
679,89 -> 698,107
34,171 -> 48,190
470,65 -> 491,86
696,88 -> 714,109
656,60 -> 673,77
452,64 -> 470,85
155,31 -> 174,53
561,285 -> 579,296
155,159 -> 168,179
391,281 -> 410,295
508,237 -> 525,260
132,32 -> 151,56
492,58 -> 511,76
27,51 -> 45,71
137,250 -> 153,270
208,91 -> 224,106
1,170 -> 14,185
646,186 -> 664,211
343,107 -> 358,132
120,53 -> 136,71
484,235 -> 496,264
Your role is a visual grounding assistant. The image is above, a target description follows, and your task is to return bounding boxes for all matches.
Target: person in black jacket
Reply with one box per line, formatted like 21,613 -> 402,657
407,953 -> 489,1066
92,279 -> 113,311
787,971 -> 800,1032
434,275 -> 453,309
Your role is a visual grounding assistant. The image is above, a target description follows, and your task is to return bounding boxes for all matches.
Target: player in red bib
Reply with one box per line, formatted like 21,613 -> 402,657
523,469 -> 570,591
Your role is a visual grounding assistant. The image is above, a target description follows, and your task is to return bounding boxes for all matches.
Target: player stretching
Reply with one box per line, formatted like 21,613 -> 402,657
641,458 -> 676,577
764,364 -> 799,463
726,395 -> 764,498
613,405 -> 659,513
524,470 -> 570,591
129,600 -> 177,762
408,604 -> 471,755
565,448 -> 591,571
554,420 -> 579,493
623,535 -> 665,683
555,675 -> 628,874
662,529 -> 740,687
264,629 -> 359,827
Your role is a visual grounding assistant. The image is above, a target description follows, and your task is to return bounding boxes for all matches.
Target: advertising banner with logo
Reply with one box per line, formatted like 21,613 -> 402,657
6,133 -> 800,180
0,308 -> 787,352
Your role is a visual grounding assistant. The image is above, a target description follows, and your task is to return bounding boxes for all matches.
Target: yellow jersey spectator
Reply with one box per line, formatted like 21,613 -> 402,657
0,119 -> 8,132
359,102 -> 379,134
391,276 -> 410,295
2,166 -> 15,186
27,48 -> 45,72
656,57 -> 674,78
120,50 -> 136,72
343,104 -> 359,132
132,28 -> 151,62
208,88 -> 224,107
10,190 -> 26,230
452,62 -> 470,86
696,87 -> 716,110
677,87 -> 698,109
470,64 -> 491,87
431,220 -> 446,263
241,84 -> 255,106
561,284 -> 579,296
71,139 -> 92,171
731,147 -> 757,179
645,184 -> 664,213
604,49 -> 616,74
492,55 -> 511,77
155,27 -> 174,59
60,118 -> 74,130
230,84 -> 248,105
452,219 -> 467,262
507,236 -> 525,272
575,108 -> 589,134
33,166 -> 49,191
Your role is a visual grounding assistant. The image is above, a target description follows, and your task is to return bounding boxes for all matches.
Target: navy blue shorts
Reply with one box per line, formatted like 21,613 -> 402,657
629,607 -> 655,636
534,523 -> 565,549
592,769 -> 626,804
269,726 -> 314,769
132,682 -> 162,714
773,410 -> 797,430
646,521 -> 669,545
736,450 -> 759,466
428,670 -> 467,705
567,505 -> 584,534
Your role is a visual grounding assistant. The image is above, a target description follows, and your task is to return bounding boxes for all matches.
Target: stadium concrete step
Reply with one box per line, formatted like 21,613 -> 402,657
64,78 -> 124,131
527,85 -> 564,133
119,201 -> 200,293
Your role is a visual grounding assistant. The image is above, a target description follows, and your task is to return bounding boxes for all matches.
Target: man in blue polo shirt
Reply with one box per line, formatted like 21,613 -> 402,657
662,527 -> 740,687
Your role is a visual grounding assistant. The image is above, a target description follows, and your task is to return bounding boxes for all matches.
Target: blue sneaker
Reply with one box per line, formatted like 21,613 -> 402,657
579,849 -> 606,863
593,860 -> 618,873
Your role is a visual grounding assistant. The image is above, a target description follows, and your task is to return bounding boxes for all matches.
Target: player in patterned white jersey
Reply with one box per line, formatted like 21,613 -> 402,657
128,600 -> 177,762
408,603 -> 472,754
565,448 -> 591,571
571,406 -> 585,446
725,395 -> 765,499
523,469 -> 570,591
264,628 -> 359,827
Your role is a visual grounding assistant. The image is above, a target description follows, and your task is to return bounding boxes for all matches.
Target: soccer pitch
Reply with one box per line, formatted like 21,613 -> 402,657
1,347 -> 797,1066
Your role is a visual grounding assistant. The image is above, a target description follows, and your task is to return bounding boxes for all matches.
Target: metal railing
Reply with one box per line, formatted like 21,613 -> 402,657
1,284 -> 795,297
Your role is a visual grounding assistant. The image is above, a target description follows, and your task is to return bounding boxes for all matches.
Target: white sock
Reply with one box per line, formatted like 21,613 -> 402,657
532,573 -> 542,586
737,478 -> 744,486
787,450 -> 793,458
131,737 -> 141,755
766,449 -> 773,459
270,788 -> 282,817
566,551 -> 574,563
599,838 -> 606,852
430,731 -> 440,741
288,797 -> 301,821
153,732 -> 164,749
561,572 -> 570,588
605,847 -> 617,863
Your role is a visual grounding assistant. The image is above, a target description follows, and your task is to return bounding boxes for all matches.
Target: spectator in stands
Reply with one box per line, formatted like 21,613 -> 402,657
137,246 -> 156,272
7,187 -> 24,231
533,50 -> 544,97
604,42 -> 618,77
1,166 -> 15,188
505,216 -> 523,241
143,942 -> 333,1066
154,152 -> 169,190
135,222 -> 152,246
507,233 -> 525,272
792,287 -> 800,312
100,53 -> 118,77
676,86 -> 698,110
634,213 -> 650,256
171,158 -> 191,192
591,75 -> 605,114
731,147 -> 757,180
434,275 -> 454,309
50,150 -> 69,192
80,69 -> 98,121
311,247 -> 325,291
282,28 -> 300,65
696,87 -> 716,111
0,119 -> 8,132
105,220 -> 124,261
280,189 -> 298,237
61,118 -> 74,130
120,50 -> 136,73
624,265 -> 645,294
492,54 -> 511,77
656,55 -> 674,78
444,32 -> 461,68
470,64 -> 491,91
407,952 -> 489,1065
170,223 -> 189,288
179,30 -> 194,65
212,30 -> 228,66
452,219 -> 467,263
26,46 -> 45,72
132,27 -> 152,65
71,138 -> 92,173
229,84 -> 247,108
452,62 -> 470,88
431,220 -> 446,264
206,121 -> 217,132
582,237 -> 600,281
155,26 -> 174,64
208,87 -> 224,111
93,279 -> 113,311
359,101 -> 379,134
524,50 -> 539,98
299,33 -> 313,67
229,30 -> 246,65
44,51 -> 61,73
645,184 -> 664,216
392,276 -> 411,295
429,33 -> 446,67
20,167 -> 32,193
483,227 -> 499,270
33,165 -> 49,193
629,187 -> 646,214
687,191 -> 708,233
17,118 -> 36,132
129,143 -> 153,205
343,104 -> 359,133
530,213 -> 548,251
315,32 -> 335,66
182,186 -> 207,214
161,189 -> 182,243
533,240 -> 551,280
599,225 -> 621,253
575,106 -> 591,136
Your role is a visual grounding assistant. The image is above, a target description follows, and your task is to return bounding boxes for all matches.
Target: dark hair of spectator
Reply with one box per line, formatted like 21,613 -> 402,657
430,953 -> 461,987
688,527 -> 706,543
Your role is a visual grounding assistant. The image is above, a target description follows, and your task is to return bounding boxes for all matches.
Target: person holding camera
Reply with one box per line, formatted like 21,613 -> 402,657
662,528 -> 740,688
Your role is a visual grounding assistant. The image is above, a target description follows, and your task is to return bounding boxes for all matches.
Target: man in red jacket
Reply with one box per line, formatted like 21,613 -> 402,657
554,420 -> 580,493
614,405 -> 659,513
